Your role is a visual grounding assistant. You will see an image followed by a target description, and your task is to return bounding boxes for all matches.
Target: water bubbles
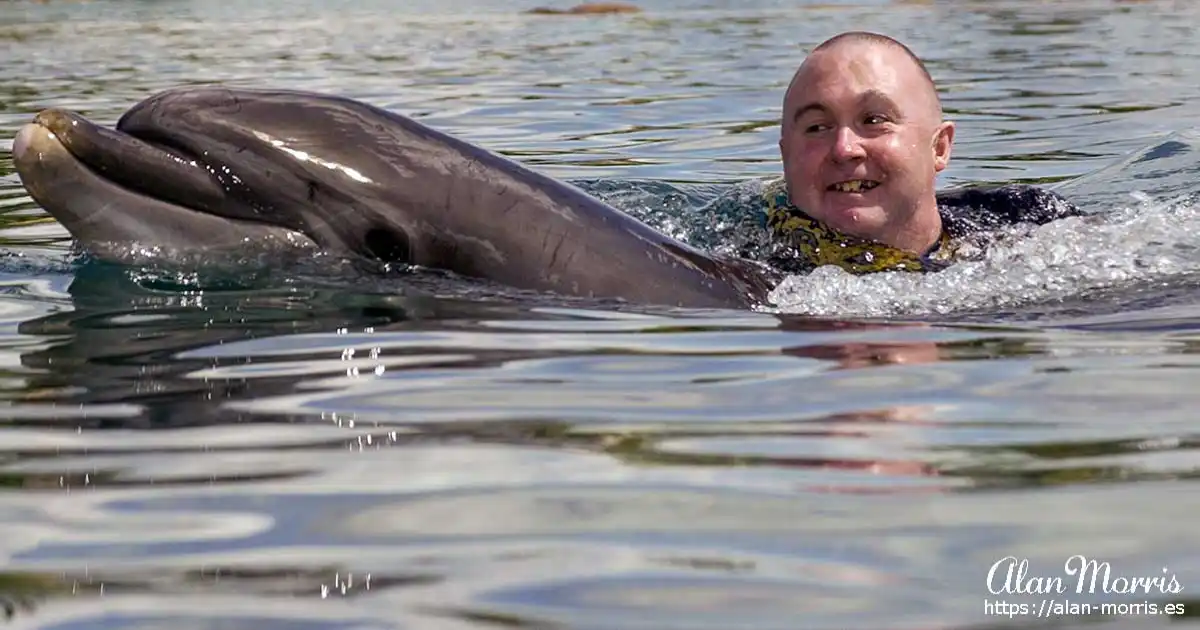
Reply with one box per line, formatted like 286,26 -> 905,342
766,195 -> 1200,319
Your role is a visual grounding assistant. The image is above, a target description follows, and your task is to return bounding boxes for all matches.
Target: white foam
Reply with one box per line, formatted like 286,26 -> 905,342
765,192 -> 1200,319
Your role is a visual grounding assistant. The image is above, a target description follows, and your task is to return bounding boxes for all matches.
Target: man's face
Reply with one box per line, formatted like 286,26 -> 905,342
778,41 -> 954,248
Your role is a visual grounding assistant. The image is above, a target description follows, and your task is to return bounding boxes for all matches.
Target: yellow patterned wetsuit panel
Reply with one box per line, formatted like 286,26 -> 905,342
761,178 -> 954,275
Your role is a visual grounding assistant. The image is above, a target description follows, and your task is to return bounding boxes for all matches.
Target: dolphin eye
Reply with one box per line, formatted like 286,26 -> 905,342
363,225 -> 411,264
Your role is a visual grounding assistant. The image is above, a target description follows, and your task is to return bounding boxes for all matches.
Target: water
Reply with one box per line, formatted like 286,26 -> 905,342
1,0 -> 1199,628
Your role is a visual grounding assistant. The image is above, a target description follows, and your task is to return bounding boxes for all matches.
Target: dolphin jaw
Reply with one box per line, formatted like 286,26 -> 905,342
12,123 -> 44,162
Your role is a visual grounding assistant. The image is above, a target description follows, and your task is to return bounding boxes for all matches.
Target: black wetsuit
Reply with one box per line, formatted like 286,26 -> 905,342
748,178 -> 1082,275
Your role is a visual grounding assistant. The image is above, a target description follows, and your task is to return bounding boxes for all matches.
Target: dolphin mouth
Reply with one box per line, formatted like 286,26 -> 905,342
11,108 -> 317,257
22,108 -> 245,220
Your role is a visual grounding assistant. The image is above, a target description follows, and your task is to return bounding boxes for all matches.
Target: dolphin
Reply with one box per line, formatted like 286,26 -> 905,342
11,87 -> 779,310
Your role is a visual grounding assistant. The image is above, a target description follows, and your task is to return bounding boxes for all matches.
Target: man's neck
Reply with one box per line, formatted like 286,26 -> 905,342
886,202 -> 944,255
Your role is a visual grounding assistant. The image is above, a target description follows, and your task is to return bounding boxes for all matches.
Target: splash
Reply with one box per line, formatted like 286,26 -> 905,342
584,129 -> 1200,320
766,191 -> 1200,319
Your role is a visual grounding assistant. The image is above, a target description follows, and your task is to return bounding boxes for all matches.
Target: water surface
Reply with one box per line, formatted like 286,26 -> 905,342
1,1 -> 1199,628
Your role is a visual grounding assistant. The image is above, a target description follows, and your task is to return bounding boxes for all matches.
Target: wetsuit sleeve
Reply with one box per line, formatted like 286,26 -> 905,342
935,184 -> 1083,238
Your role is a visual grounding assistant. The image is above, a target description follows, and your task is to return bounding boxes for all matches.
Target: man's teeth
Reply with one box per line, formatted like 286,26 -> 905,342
830,180 -> 879,193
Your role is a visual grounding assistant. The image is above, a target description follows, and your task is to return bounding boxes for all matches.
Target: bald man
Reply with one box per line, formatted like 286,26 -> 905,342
755,31 -> 1080,275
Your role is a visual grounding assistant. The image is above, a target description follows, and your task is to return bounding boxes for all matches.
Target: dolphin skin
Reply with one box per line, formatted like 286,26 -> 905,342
12,87 -> 778,309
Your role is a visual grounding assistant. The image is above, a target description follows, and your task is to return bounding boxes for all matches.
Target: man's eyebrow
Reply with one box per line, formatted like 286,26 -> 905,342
789,89 -> 902,123
790,101 -> 827,123
859,88 -> 899,109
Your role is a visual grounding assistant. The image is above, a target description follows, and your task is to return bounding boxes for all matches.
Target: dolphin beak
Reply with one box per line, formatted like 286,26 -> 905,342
12,122 -> 39,163
12,116 -> 316,259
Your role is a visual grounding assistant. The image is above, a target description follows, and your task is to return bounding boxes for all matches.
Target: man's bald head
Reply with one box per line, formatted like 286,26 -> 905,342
785,31 -> 942,121
776,30 -> 956,254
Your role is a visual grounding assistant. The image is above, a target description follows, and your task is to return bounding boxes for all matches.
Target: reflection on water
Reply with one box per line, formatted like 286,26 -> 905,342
1,260 -> 1196,629
2,0 -> 1200,629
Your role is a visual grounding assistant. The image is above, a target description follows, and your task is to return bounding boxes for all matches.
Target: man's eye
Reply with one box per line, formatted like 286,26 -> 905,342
804,123 -> 828,133
864,114 -> 889,125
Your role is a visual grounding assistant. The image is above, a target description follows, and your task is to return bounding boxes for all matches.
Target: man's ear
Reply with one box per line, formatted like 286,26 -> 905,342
932,120 -> 955,172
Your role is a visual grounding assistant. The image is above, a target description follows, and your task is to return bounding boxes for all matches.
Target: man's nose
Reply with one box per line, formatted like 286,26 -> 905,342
830,126 -> 867,162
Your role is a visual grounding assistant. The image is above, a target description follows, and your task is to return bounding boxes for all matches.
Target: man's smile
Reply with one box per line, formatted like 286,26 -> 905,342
827,179 -> 880,193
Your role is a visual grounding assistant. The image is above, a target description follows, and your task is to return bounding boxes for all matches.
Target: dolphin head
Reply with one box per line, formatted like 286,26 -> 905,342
11,87 -> 775,309
12,106 -> 320,261
11,87 -> 487,267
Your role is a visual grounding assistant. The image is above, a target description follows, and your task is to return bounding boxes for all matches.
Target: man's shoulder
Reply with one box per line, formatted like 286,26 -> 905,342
935,183 -> 1082,238
759,177 -> 789,211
